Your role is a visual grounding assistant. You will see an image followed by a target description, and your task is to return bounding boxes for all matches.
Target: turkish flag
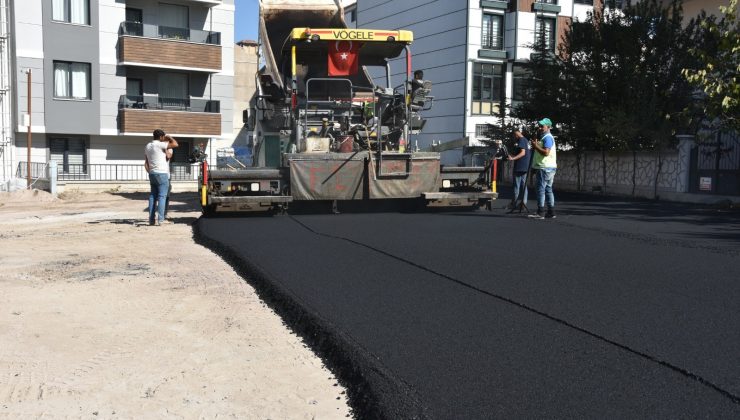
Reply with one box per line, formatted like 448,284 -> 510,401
328,41 -> 363,76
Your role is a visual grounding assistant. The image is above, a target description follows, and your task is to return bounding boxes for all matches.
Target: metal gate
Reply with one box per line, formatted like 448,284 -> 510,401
690,130 -> 740,195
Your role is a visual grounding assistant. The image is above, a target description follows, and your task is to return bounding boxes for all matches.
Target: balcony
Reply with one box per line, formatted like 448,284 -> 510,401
532,0 -> 561,13
186,0 -> 222,6
118,22 -> 222,72
478,35 -> 507,59
480,0 -> 509,9
118,95 -> 221,137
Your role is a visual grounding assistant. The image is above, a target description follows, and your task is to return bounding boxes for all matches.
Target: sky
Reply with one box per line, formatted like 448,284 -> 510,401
234,0 -> 260,43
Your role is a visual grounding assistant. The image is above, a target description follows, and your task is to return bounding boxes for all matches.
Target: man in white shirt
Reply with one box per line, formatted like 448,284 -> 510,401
145,129 -> 178,225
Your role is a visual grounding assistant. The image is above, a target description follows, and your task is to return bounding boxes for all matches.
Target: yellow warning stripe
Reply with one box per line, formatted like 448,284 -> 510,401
290,28 -> 413,43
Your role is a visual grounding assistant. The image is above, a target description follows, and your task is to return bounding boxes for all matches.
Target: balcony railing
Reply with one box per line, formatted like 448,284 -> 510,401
119,21 -> 221,45
18,162 -> 202,182
482,35 -> 504,51
118,95 -> 220,113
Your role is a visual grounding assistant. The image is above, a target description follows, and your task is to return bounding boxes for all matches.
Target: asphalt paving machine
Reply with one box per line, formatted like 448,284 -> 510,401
197,0 -> 496,213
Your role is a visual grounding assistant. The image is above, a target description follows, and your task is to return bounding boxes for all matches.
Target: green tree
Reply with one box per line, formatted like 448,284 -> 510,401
520,0 -> 703,195
682,0 -> 740,133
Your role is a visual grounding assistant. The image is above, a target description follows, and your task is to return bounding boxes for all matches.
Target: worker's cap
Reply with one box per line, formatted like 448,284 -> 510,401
538,118 -> 552,127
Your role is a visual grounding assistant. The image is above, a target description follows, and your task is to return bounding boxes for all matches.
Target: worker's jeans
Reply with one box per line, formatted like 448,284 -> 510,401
148,172 -> 169,224
512,171 -> 528,204
535,168 -> 556,209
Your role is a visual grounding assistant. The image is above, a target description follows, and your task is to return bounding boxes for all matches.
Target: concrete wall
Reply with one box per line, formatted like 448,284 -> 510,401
41,0 -> 101,135
99,0 -> 126,136
13,1 -> 46,135
500,149 -> 682,197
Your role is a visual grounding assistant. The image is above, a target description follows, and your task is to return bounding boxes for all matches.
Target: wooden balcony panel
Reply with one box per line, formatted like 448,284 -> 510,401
120,109 -> 221,137
517,0 -> 535,11
119,36 -> 222,72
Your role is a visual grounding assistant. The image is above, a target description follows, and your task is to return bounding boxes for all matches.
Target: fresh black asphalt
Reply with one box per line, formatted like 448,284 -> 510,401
194,193 -> 740,419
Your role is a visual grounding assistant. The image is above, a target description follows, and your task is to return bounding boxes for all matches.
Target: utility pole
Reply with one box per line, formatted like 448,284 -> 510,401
26,69 -> 31,188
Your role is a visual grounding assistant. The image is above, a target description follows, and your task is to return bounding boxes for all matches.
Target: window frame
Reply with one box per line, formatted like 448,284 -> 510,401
535,16 -> 557,53
49,136 -> 88,175
52,61 -> 92,101
481,13 -> 504,51
471,62 -> 505,116
51,0 -> 90,26
170,140 -> 192,179
512,64 -> 531,103
125,7 -> 143,23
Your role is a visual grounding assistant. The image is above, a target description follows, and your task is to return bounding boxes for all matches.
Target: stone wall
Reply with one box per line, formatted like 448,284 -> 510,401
500,149 -> 681,198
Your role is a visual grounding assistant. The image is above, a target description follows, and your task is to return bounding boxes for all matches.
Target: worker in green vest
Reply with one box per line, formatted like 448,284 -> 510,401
530,118 -> 557,219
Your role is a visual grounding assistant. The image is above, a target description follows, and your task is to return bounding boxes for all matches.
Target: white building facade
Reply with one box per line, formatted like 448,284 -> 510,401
8,0 -> 234,189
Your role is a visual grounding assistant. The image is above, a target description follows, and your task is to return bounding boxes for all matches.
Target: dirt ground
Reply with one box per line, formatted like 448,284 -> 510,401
0,189 -> 351,419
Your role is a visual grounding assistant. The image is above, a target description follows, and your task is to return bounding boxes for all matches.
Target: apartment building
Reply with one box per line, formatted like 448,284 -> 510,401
10,0 -> 234,187
349,0 -> 727,164
349,0 -> 604,163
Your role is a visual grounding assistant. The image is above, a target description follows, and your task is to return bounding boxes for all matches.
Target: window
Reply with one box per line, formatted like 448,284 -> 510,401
574,0 -> 593,4
482,14 -> 504,50
126,78 -> 143,107
159,3 -> 189,39
535,17 -> 556,52
52,0 -> 89,25
124,8 -> 144,36
53,61 -> 91,100
350,9 -> 357,23
170,140 -> 191,179
471,63 -> 504,115
512,65 -> 531,102
50,137 -> 87,175
125,8 -> 142,23
475,124 -> 489,138
158,72 -> 189,109
126,78 -> 143,97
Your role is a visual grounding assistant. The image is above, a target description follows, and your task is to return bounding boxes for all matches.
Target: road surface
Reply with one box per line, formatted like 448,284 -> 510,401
196,193 -> 740,418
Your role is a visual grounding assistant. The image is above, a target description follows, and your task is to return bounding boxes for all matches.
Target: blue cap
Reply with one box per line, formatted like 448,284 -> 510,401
538,118 -> 552,126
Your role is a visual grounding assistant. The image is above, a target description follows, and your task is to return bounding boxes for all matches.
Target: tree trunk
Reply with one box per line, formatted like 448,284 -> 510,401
601,149 -> 607,193
574,152 -> 581,191
632,150 -> 637,196
654,148 -> 663,199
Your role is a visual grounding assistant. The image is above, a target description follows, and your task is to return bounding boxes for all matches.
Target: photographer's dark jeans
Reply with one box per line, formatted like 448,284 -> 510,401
148,172 -> 169,223
535,168 -> 556,209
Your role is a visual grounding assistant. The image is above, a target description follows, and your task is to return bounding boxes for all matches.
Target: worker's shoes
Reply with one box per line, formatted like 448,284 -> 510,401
545,208 -> 557,219
528,207 -> 546,219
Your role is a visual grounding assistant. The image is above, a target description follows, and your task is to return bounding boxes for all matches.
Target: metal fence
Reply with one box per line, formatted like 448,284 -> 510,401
119,21 -> 221,45
15,162 -> 48,180
691,130 -> 740,195
18,162 -> 200,182
119,95 -> 220,113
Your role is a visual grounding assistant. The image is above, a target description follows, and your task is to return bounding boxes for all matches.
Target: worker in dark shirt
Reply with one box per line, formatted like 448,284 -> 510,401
508,129 -> 532,209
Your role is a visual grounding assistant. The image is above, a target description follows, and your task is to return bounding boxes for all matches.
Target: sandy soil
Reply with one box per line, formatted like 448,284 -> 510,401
0,189 -> 351,419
